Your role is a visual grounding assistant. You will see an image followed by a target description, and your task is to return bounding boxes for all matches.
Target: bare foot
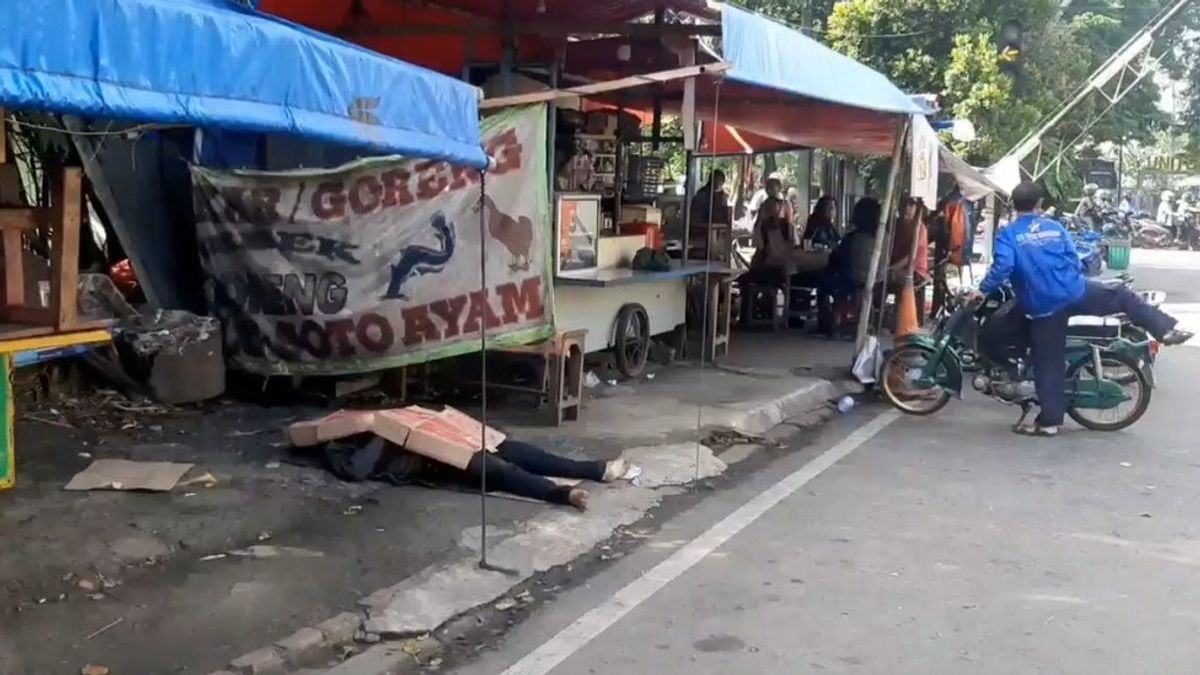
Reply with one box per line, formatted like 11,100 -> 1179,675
568,488 -> 590,511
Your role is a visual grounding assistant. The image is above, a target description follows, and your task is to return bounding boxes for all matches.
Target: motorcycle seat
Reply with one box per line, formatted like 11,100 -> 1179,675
1067,315 -> 1121,339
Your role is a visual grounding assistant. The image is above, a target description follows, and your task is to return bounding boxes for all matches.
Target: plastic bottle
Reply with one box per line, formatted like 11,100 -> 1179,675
836,395 -> 855,414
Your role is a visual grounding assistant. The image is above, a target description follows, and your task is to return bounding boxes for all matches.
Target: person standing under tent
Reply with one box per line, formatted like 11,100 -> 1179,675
690,169 -> 731,226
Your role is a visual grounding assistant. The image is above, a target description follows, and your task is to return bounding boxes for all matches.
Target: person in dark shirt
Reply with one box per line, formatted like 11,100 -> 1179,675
690,169 -> 730,225
803,196 -> 840,249
816,198 -> 883,334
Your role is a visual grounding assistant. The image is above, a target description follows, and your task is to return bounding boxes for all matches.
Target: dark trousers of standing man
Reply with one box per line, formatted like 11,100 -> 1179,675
1030,281 -> 1177,427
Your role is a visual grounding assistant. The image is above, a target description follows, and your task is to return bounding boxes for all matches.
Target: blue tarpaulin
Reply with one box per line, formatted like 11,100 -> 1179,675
721,4 -> 923,116
0,0 -> 487,167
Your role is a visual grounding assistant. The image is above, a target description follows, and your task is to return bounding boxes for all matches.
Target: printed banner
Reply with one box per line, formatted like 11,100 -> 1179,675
910,114 -> 940,207
192,105 -> 552,375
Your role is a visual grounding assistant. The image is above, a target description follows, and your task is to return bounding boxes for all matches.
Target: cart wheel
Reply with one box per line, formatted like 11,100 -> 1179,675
613,303 -> 650,378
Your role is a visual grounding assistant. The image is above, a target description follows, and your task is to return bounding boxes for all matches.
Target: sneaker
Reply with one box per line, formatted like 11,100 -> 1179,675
602,458 -> 631,483
1012,422 -> 1059,437
1161,329 -> 1194,346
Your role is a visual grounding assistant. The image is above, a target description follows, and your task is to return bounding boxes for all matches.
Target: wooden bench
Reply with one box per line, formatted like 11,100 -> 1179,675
483,329 -> 587,426
1,329 -> 113,488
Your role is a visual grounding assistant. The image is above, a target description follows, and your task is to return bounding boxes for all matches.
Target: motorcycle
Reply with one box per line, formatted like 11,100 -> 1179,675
1178,210 -> 1200,250
1076,232 -> 1105,277
1129,216 -> 1173,248
880,288 -> 1154,431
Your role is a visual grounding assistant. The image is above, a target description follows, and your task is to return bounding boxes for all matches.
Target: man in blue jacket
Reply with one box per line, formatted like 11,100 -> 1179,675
975,182 -> 1191,436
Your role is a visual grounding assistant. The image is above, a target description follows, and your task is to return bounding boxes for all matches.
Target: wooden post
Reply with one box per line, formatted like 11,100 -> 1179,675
2,229 -> 22,308
855,117 -> 911,354
0,353 -> 12,488
50,167 -> 82,331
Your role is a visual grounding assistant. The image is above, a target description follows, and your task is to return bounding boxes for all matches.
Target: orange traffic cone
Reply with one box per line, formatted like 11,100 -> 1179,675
894,284 -> 920,337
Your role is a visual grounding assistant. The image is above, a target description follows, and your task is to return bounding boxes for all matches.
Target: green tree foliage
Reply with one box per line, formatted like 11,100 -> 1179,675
738,0 -> 1185,182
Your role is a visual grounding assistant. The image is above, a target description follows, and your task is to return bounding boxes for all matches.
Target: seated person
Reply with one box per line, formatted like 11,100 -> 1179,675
741,183 -> 796,287
802,196 -> 840,250
816,197 -> 884,334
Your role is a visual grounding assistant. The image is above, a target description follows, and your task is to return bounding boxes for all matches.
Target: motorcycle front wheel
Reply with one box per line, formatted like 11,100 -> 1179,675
1066,351 -> 1152,431
880,345 -> 954,415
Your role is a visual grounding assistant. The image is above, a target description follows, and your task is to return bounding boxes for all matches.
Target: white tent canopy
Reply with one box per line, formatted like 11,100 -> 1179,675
942,144 -> 1008,202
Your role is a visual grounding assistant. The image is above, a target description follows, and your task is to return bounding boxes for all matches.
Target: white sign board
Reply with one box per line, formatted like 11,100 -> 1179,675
910,115 -> 940,207
192,105 -> 553,375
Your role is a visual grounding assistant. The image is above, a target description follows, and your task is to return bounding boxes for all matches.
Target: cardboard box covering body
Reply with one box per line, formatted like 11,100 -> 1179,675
287,406 -> 504,470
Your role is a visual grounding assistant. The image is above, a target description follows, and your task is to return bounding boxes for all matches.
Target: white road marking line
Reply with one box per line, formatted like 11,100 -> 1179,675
498,411 -> 901,675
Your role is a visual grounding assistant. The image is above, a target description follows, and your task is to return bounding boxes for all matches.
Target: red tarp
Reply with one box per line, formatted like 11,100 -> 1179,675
584,77 -> 902,157
260,0 -> 712,74
259,1 -> 904,155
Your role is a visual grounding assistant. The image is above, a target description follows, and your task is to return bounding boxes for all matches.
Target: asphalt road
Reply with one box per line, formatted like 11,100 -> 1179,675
448,250 -> 1200,675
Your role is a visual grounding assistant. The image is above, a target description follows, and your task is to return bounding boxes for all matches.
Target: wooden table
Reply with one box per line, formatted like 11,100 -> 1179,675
0,329 -> 112,488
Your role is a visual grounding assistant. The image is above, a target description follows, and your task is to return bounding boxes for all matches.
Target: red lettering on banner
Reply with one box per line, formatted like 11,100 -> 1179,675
496,278 -> 545,323
461,290 -> 504,334
357,313 -> 395,352
487,128 -> 523,175
312,181 -> 347,220
325,318 -> 358,357
274,314 -> 398,358
415,161 -> 451,200
275,320 -> 337,359
349,175 -> 383,215
300,123 -> 525,220
429,295 -> 469,338
449,165 -> 480,190
381,168 -> 414,208
401,306 -> 443,346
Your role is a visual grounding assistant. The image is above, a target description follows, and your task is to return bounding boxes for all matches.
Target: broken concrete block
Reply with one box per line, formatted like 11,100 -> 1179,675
114,311 -> 225,404
274,627 -> 325,662
313,612 -> 362,646
229,646 -> 285,674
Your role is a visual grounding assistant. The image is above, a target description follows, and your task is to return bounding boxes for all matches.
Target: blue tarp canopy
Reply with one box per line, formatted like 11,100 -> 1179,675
721,4 -> 922,116
0,0 -> 487,167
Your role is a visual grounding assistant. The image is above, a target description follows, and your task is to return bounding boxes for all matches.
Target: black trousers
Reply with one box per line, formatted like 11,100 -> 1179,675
1029,282 -> 1176,427
463,440 -> 607,505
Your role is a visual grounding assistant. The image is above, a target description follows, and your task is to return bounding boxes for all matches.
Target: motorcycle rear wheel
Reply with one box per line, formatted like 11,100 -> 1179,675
1066,351 -> 1152,431
880,345 -> 953,415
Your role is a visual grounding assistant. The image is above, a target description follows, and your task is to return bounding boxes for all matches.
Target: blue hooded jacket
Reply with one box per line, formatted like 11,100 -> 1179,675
979,214 -> 1086,318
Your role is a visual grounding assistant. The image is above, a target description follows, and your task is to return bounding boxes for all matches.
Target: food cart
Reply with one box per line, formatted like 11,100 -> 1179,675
262,0 -> 926,370
480,64 -> 739,377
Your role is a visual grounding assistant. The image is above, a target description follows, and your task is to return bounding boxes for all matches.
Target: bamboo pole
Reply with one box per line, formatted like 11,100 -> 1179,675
854,116 -> 911,354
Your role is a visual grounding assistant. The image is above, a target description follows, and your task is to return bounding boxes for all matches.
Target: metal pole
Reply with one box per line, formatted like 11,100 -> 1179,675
683,149 -> 695,261
855,117 -> 911,354
1117,140 -> 1125,203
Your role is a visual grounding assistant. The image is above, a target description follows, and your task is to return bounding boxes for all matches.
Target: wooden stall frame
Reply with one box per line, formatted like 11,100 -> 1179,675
0,166 -> 109,339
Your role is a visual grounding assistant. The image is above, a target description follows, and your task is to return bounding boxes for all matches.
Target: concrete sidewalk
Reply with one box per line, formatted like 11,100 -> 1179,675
0,341 -> 856,675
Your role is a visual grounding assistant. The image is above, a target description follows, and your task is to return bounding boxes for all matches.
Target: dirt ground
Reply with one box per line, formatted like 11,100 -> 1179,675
0,391 -> 561,675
